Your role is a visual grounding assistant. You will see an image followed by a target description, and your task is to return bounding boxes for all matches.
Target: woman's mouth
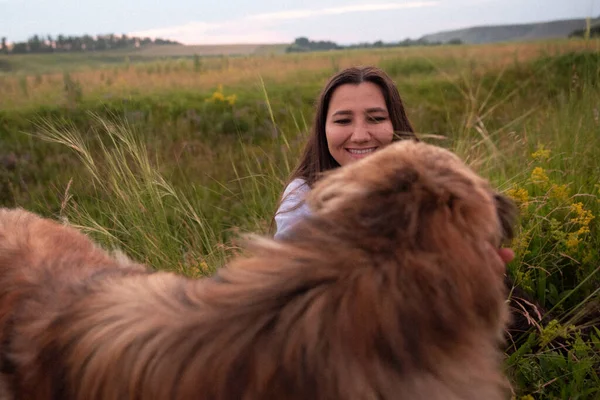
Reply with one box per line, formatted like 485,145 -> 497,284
346,147 -> 377,158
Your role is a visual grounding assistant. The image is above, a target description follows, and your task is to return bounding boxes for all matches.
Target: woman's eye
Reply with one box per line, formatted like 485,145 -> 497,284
368,116 -> 387,123
334,119 -> 351,125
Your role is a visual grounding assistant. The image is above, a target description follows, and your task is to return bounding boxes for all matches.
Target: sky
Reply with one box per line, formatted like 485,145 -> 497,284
1,0 -> 598,45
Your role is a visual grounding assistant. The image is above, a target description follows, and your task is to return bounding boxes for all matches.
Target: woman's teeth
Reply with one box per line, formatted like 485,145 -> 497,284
347,148 -> 376,155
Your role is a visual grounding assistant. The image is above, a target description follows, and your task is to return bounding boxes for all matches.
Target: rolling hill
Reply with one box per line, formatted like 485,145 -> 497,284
419,17 -> 600,44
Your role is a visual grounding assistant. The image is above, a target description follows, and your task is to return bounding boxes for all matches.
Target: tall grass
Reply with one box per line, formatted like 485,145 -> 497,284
35,113 -> 233,276
498,74 -> 600,398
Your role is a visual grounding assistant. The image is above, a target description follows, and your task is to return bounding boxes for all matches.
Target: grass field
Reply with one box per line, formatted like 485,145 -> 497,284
0,43 -> 287,76
1,38 -> 599,398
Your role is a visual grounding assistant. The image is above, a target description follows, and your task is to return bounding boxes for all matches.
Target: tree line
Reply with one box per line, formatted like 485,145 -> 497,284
569,25 -> 600,38
0,34 -> 181,55
285,37 -> 460,53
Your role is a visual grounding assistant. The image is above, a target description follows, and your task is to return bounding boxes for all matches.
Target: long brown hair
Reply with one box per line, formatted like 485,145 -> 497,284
289,66 -> 418,188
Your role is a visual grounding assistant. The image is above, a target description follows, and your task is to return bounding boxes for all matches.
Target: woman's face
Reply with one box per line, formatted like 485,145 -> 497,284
325,82 -> 394,167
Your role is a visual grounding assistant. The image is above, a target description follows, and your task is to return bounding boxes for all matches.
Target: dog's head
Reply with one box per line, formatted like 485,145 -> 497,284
308,140 -> 517,254
303,140 -> 518,349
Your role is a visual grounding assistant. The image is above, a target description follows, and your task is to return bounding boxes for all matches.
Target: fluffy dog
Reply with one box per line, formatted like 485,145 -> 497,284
0,140 -> 517,400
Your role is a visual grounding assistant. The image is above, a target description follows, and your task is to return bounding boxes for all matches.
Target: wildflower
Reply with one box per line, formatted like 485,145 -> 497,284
540,319 -> 574,348
511,230 -> 532,257
531,144 -> 551,162
570,202 -> 594,227
199,260 -> 209,272
549,184 -> 570,203
515,269 -> 534,293
565,233 -> 581,250
205,84 -> 237,106
211,90 -> 225,102
506,187 -> 529,210
226,94 -> 237,106
549,218 -> 566,243
193,260 -> 211,276
559,202 -> 595,254
530,167 -> 549,188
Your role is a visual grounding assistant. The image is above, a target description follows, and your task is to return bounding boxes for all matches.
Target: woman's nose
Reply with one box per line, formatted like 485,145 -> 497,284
350,122 -> 370,142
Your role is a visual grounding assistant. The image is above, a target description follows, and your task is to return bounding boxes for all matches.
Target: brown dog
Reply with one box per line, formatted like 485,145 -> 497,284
0,140 -> 517,400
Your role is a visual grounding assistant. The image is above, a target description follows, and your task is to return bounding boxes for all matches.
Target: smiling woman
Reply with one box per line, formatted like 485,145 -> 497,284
272,65 -> 417,239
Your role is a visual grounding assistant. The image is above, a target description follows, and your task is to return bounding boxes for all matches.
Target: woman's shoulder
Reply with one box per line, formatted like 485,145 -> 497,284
278,178 -> 310,213
282,178 -> 310,198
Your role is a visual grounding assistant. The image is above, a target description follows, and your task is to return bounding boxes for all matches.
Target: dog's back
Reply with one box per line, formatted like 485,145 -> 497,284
0,208 -> 148,287
0,208 -> 150,399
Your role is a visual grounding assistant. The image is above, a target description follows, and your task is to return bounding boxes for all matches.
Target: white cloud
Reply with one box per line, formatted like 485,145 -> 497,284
129,1 -> 440,45
129,20 -> 288,45
247,2 -> 439,21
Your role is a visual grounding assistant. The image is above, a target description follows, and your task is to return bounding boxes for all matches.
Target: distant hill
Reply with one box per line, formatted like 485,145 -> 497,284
419,17 -> 600,44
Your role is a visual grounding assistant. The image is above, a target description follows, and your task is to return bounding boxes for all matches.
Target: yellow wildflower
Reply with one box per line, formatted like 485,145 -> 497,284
530,167 -> 550,187
565,233 -> 581,250
205,84 -> 237,105
549,184 -> 570,203
515,269 -> 534,293
570,202 -> 595,226
506,187 -> 530,210
226,94 -> 237,106
549,218 -> 566,242
540,319 -> 573,348
531,144 -> 551,162
560,202 -> 595,254
511,230 -> 532,257
211,91 -> 225,102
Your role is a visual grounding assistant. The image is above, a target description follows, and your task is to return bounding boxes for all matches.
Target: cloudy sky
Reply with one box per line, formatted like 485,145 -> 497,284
1,0 -> 597,45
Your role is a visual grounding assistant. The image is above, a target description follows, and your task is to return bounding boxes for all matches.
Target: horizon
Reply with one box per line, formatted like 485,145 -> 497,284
1,0 -> 597,46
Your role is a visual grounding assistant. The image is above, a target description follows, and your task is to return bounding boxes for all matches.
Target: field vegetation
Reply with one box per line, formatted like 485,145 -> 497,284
1,37 -> 599,398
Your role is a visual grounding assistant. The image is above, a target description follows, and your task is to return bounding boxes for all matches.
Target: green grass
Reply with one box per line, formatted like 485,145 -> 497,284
0,51 -> 154,75
1,43 -> 599,398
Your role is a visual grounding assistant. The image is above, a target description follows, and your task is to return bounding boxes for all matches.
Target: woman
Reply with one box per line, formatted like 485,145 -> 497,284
273,65 -> 514,263
274,66 -> 415,238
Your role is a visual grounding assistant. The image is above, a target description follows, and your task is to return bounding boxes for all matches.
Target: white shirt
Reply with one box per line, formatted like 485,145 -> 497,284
274,178 -> 311,240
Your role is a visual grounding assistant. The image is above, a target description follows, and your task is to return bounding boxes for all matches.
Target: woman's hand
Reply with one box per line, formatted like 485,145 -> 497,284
497,248 -> 515,264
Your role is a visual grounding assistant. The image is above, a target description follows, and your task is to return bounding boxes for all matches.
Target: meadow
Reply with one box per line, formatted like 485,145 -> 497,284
1,38 -> 599,398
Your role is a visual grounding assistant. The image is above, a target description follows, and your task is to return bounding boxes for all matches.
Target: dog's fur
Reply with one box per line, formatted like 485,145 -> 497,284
0,140 -> 517,400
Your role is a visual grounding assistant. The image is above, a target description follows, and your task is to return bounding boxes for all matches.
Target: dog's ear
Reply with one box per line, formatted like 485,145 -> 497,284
493,193 -> 518,244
